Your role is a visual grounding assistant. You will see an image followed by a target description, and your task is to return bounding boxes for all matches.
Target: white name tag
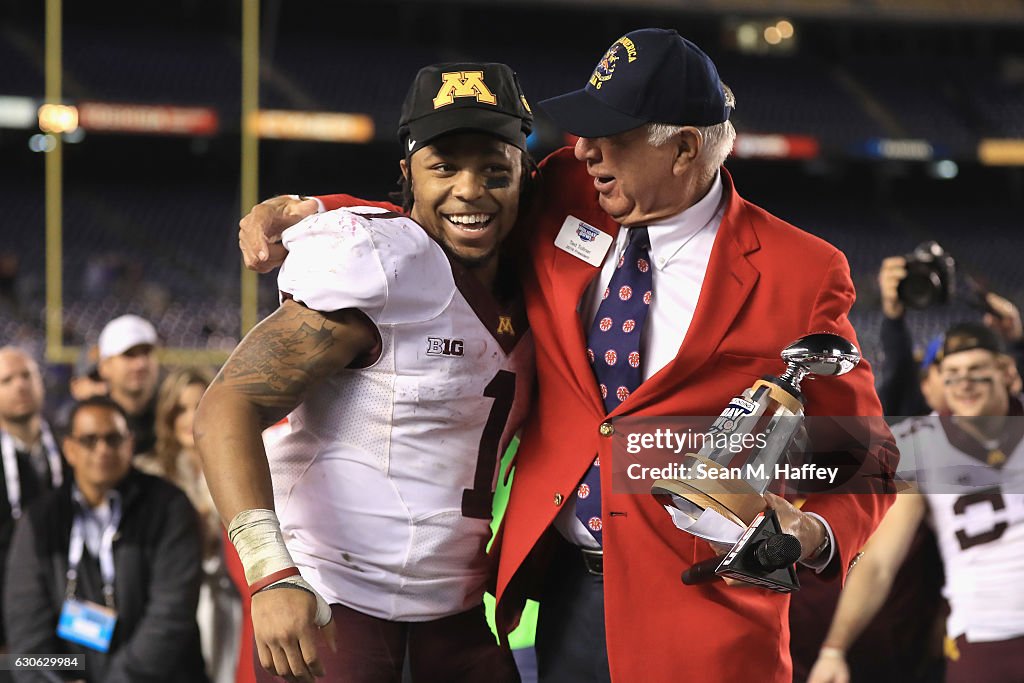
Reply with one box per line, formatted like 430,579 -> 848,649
554,216 -> 614,267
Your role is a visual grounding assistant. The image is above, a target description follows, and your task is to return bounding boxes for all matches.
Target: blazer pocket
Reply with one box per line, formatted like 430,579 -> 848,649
712,352 -> 785,382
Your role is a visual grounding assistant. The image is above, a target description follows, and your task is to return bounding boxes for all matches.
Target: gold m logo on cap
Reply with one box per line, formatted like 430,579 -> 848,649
433,71 -> 498,108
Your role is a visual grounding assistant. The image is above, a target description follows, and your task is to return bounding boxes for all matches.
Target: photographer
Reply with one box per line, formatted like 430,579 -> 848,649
877,246 -> 1024,417
878,255 -> 944,417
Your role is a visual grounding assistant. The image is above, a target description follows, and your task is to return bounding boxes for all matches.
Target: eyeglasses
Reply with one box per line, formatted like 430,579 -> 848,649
942,374 -> 996,387
70,433 -> 128,450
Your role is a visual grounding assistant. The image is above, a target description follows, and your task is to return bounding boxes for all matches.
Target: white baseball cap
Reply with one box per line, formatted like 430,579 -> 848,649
98,315 -> 158,360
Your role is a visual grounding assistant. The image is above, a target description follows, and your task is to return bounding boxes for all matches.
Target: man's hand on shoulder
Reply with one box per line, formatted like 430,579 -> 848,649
239,195 -> 319,273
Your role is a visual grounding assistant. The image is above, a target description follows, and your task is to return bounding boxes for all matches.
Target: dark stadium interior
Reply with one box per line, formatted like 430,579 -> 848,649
2,0 -> 1023,398
1,4 -> 1024,683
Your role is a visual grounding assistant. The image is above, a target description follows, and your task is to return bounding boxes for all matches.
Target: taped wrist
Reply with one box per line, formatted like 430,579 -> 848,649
228,509 -> 332,626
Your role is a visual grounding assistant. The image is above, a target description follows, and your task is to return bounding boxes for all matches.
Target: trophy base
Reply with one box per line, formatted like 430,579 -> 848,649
651,454 -> 766,527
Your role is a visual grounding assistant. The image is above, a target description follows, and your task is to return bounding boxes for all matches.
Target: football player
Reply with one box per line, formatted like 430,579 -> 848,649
808,322 -> 1024,683
194,63 -> 534,683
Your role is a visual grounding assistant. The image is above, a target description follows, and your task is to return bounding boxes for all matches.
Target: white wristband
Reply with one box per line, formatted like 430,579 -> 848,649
818,646 -> 846,660
228,509 -> 332,626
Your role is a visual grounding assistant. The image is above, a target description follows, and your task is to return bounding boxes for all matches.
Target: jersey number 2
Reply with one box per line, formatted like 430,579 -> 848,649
462,370 -> 517,520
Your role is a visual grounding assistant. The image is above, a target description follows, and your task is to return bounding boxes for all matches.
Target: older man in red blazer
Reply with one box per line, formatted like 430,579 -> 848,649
236,29 -> 897,683
490,29 -> 897,683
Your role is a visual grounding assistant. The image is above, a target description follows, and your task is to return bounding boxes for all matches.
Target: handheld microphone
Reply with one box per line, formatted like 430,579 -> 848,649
681,554 -> 727,585
681,532 -> 802,585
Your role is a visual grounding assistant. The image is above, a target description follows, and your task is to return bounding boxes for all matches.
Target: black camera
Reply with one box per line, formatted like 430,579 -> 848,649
897,241 -> 956,309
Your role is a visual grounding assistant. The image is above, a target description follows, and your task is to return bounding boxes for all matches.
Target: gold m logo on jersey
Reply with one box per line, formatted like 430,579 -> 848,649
433,71 -> 498,109
496,316 -> 515,336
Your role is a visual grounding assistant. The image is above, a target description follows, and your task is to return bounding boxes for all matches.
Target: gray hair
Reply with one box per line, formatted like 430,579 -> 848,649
646,83 -> 737,170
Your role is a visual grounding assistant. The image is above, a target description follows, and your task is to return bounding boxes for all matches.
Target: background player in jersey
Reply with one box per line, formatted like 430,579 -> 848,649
808,321 -> 1024,683
194,62 -> 535,683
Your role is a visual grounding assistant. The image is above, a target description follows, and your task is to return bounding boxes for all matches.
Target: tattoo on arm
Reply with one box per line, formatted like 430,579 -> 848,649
213,301 -> 373,426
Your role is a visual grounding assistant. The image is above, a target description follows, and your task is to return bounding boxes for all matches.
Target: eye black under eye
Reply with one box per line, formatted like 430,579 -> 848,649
485,177 -> 511,190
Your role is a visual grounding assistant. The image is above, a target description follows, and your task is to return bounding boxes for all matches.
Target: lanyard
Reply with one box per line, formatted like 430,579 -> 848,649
1,422 -> 64,520
66,496 -> 122,609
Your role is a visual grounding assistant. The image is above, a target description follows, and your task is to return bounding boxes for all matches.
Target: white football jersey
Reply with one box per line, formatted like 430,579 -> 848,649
272,206 -> 534,621
893,413 -> 1024,641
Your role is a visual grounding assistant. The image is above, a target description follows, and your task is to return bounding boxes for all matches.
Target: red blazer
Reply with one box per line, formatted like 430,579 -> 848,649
492,148 -> 897,682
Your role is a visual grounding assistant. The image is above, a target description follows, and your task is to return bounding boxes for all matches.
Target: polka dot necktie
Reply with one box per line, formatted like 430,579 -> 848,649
576,227 -> 653,545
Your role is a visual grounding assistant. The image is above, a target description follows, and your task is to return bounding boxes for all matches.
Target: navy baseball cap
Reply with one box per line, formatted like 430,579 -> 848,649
539,28 -> 732,138
398,62 -> 534,156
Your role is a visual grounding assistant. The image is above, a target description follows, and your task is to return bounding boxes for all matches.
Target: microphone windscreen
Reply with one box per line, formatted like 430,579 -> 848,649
755,533 -> 802,570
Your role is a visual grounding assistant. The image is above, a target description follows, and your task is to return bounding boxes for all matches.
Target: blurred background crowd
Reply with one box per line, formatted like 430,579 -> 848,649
1,0 -> 1023,681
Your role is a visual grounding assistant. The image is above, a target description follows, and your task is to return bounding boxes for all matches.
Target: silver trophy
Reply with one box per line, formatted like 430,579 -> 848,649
651,333 -> 861,528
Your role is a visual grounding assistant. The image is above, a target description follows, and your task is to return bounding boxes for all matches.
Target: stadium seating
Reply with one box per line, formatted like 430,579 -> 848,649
1,6 -> 1022,388
715,54 -> 883,147
0,28 -> 42,96
63,27 -> 239,110
3,24 -> 1022,151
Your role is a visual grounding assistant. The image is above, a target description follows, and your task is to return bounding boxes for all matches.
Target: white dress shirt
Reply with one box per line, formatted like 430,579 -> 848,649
579,172 -> 725,379
72,485 -> 122,557
555,172 -> 836,570
556,173 -> 724,548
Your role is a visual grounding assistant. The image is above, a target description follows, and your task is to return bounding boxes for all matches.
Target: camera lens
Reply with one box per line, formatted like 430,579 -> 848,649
897,269 -> 943,309
897,241 -> 955,310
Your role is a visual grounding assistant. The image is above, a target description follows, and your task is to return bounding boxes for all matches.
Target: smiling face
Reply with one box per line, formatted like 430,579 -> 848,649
941,349 -> 1010,418
403,132 -> 523,280
574,126 -> 692,226
64,404 -> 133,500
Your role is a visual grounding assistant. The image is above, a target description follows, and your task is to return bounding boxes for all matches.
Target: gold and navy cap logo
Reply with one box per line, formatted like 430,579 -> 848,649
432,71 -> 498,109
589,36 -> 638,90
398,62 -> 533,155
539,28 -> 731,138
